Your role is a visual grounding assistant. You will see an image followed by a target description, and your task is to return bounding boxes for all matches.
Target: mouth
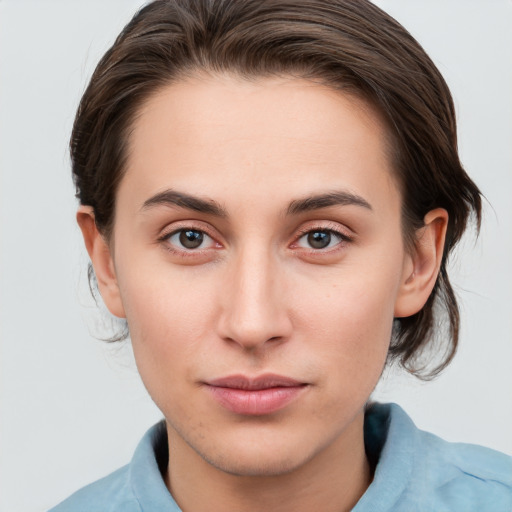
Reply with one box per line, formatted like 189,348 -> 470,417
204,374 -> 309,416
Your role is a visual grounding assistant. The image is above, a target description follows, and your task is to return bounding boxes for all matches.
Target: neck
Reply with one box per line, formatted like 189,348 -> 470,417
164,410 -> 372,512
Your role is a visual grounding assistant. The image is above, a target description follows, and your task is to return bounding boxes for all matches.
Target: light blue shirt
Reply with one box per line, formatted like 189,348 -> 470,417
49,403 -> 512,511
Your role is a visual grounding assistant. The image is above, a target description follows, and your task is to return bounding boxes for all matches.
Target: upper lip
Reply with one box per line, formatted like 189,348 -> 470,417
206,374 -> 306,390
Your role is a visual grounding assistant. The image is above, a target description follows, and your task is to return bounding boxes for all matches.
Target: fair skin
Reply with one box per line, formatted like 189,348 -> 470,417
78,74 -> 447,512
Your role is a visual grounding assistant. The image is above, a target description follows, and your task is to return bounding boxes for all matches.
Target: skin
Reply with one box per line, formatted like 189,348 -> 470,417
78,74 -> 448,512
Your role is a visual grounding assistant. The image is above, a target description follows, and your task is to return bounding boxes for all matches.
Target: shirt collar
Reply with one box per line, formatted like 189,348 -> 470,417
128,403 -> 415,512
353,402 -> 417,511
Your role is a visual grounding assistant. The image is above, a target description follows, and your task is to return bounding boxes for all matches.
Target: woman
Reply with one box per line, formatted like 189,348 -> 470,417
49,0 -> 511,510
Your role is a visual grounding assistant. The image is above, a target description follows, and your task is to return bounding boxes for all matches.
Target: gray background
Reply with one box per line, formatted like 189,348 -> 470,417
1,1 -> 511,511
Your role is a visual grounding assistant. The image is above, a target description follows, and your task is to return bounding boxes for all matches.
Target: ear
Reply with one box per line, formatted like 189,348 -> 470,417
77,206 -> 126,318
394,208 -> 449,318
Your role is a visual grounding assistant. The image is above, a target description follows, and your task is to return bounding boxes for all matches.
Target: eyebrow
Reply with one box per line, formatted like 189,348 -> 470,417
140,188 -> 372,217
286,191 -> 372,215
141,189 -> 227,217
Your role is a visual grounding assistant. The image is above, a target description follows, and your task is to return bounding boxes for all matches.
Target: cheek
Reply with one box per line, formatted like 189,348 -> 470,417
296,266 -> 399,343
116,262 -> 219,386
290,255 -> 402,383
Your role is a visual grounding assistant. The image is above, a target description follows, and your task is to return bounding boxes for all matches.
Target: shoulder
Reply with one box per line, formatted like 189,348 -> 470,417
48,465 -> 141,512
357,403 -> 512,512
48,421 -> 176,512
416,426 -> 512,510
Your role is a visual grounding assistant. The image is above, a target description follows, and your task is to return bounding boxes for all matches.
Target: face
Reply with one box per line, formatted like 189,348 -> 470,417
102,74 -> 417,476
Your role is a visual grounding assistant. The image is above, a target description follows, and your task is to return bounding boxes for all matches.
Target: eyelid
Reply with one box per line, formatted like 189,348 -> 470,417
157,221 -> 223,253
289,221 -> 355,255
293,221 -> 354,242
158,220 -> 218,239
167,229 -> 216,249
155,219 -> 354,258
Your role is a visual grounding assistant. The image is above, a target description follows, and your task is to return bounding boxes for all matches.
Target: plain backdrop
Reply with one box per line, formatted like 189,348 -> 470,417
1,1 -> 511,511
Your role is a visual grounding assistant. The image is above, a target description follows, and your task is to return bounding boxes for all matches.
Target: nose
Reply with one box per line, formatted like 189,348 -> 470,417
216,247 -> 293,352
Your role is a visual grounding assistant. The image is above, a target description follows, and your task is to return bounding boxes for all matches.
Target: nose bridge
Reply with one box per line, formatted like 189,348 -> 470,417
218,242 -> 290,349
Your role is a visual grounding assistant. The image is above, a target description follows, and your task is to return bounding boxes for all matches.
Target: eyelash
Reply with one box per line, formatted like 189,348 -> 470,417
157,224 -> 220,258
293,224 -> 353,253
157,223 -> 353,257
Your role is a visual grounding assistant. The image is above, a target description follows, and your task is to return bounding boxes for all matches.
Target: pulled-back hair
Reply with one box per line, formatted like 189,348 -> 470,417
71,0 -> 481,379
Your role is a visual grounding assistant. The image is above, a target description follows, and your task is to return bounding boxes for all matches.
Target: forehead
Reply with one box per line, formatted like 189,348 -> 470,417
121,74 -> 399,215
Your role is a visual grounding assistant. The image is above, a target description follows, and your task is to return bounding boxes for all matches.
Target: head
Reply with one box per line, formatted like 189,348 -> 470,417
73,0 -> 481,477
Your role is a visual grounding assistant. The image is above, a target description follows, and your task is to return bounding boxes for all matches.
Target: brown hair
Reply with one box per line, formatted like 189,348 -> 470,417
71,0 -> 481,379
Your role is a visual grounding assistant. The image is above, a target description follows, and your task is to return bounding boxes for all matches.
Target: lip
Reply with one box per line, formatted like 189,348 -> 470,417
204,374 -> 308,415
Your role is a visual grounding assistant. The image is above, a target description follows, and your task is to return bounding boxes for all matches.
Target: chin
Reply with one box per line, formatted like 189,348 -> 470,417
210,422 -> 322,474
201,448 -> 307,478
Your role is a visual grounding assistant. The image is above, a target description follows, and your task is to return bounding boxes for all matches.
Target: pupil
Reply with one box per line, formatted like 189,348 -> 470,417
179,230 -> 203,249
308,231 -> 330,249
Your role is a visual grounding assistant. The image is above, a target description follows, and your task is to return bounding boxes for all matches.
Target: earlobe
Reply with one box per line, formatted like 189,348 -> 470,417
76,206 -> 126,318
394,208 -> 449,318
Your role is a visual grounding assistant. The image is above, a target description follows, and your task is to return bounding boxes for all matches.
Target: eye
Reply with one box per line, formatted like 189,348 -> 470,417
296,229 -> 346,250
166,229 -> 215,250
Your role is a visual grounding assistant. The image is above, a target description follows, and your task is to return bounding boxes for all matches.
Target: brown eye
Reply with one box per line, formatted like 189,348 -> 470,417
165,229 -> 214,250
179,230 -> 204,249
296,229 -> 348,251
307,231 -> 331,249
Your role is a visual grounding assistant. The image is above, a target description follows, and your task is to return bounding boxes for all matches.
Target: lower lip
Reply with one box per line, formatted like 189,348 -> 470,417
206,385 -> 307,415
